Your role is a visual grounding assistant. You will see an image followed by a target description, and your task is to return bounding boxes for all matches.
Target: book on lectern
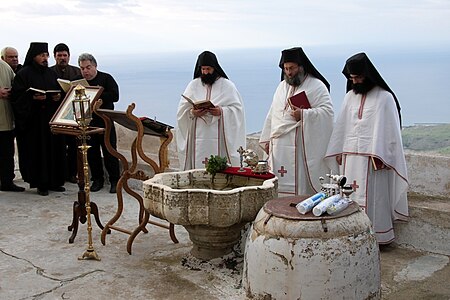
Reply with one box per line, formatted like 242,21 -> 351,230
288,91 -> 311,110
181,94 -> 215,110
139,117 -> 174,136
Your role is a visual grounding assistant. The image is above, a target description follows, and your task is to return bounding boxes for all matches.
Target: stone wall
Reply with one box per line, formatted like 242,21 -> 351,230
405,151 -> 450,197
116,124 -> 450,198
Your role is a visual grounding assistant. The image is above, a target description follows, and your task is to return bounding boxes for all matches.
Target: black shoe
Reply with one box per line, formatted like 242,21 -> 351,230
109,182 -> 117,194
91,180 -> 104,192
37,188 -> 49,196
49,186 -> 66,192
1,183 -> 25,192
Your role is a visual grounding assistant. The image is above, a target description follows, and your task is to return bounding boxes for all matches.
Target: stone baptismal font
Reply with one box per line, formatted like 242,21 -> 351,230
143,167 -> 277,260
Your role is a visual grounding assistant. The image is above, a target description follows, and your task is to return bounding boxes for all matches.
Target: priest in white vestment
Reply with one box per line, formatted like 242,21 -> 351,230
325,52 -> 409,244
260,47 -> 334,196
176,51 -> 246,170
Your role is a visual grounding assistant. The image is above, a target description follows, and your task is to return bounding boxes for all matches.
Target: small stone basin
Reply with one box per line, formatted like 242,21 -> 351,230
143,169 -> 278,260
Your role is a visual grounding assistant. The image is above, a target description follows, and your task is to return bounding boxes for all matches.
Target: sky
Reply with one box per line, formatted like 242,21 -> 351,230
2,0 -> 449,131
2,0 -> 450,59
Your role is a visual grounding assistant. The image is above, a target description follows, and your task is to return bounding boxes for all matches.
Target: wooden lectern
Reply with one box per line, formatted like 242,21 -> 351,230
93,100 -> 178,254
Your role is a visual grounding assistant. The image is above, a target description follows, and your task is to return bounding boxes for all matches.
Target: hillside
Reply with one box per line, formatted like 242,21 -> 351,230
402,124 -> 450,155
249,124 -> 450,156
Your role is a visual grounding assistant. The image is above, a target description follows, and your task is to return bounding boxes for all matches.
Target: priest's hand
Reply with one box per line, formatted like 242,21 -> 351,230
0,87 -> 11,98
33,93 -> 46,101
208,107 -> 221,116
51,93 -> 61,102
372,157 -> 390,170
263,142 -> 270,155
191,108 -> 208,117
290,107 -> 302,121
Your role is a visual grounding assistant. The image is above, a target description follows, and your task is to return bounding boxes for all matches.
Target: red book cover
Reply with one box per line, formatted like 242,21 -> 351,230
288,91 -> 311,110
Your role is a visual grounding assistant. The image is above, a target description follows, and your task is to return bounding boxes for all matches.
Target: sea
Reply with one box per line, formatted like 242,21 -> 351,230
100,46 -> 450,134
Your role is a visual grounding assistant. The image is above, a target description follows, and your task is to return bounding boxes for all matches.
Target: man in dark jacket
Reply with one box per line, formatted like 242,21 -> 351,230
51,43 -> 82,184
11,42 -> 66,196
78,53 -> 120,193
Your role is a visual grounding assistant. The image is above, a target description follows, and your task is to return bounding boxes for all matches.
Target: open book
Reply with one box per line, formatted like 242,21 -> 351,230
181,94 -> 215,110
27,87 -> 61,95
140,117 -> 174,137
57,78 -> 89,93
288,91 -> 311,110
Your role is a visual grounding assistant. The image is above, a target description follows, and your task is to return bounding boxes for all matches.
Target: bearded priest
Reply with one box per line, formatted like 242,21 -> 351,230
260,47 -> 334,196
176,51 -> 246,170
325,52 -> 408,245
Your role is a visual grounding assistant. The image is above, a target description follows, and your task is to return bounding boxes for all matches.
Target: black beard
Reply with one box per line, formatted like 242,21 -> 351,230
284,72 -> 302,87
352,79 -> 375,94
201,72 -> 219,85
284,66 -> 306,86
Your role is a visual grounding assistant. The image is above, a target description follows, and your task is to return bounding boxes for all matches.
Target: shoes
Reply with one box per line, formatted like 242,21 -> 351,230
49,186 -> 66,192
67,175 -> 78,184
37,188 -> 49,196
379,243 -> 393,251
109,182 -> 117,194
91,180 -> 104,192
1,183 -> 25,192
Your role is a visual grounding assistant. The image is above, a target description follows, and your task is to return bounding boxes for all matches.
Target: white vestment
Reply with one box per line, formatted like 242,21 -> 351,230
325,86 -> 408,244
176,77 -> 246,170
259,76 -> 334,196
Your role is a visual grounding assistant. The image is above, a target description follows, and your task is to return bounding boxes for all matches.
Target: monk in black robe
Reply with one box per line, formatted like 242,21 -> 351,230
11,42 -> 66,196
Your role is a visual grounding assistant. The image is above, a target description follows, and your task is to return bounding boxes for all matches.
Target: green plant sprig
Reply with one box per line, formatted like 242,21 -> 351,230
205,155 -> 228,177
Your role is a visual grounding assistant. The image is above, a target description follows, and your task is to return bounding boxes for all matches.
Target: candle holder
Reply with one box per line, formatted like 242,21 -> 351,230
237,146 -> 246,172
341,184 -> 354,200
72,85 -> 101,261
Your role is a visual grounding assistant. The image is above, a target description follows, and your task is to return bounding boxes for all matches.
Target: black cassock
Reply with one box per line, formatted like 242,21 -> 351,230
11,62 -> 66,190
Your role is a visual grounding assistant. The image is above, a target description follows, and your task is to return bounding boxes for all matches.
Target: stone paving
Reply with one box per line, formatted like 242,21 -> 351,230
1,181 -> 450,300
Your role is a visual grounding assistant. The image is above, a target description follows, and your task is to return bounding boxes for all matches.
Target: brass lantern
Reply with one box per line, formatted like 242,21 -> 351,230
72,84 -> 100,261
72,85 -> 92,128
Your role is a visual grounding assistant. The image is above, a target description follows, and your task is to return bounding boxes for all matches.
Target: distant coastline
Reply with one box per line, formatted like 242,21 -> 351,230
402,123 -> 450,156
248,123 -> 450,156
101,47 -> 450,134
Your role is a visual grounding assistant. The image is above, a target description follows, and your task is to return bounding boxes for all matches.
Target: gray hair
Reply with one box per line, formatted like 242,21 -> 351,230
1,47 -> 17,59
78,53 -> 97,66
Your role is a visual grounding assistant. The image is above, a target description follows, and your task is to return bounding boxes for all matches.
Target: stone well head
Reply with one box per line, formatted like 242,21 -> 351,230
143,169 -> 278,260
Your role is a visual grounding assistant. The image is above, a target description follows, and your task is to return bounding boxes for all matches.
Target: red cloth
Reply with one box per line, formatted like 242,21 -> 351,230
220,167 -> 276,180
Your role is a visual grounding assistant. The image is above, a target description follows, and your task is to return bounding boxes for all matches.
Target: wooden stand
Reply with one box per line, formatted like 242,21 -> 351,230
93,101 -> 178,254
50,125 -> 108,243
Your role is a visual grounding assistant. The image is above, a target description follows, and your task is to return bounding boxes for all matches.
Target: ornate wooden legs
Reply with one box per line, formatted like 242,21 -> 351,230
67,140 -> 109,243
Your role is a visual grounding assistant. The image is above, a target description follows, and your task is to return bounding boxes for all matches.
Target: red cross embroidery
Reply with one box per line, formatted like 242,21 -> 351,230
278,166 -> 288,177
202,157 -> 209,165
351,180 -> 359,191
